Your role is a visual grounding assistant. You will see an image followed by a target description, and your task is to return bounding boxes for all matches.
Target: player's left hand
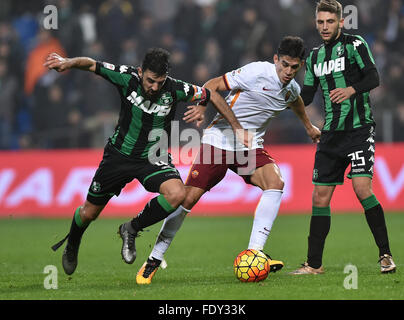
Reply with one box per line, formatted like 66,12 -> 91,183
183,105 -> 206,127
307,124 -> 321,143
329,87 -> 356,104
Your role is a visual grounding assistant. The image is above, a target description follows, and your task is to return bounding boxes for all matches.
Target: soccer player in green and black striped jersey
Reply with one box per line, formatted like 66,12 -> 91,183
291,0 -> 396,275
45,48 -> 250,275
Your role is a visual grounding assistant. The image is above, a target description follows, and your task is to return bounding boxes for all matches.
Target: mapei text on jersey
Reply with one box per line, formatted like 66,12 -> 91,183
127,90 -> 172,116
313,57 -> 345,77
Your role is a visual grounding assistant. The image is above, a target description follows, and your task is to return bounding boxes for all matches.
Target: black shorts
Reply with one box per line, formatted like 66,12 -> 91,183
312,126 -> 375,185
87,143 -> 182,205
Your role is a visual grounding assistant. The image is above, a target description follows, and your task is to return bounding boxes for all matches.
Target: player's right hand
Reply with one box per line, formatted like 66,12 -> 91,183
183,105 -> 206,127
235,128 -> 253,149
307,124 -> 321,143
43,53 -> 71,72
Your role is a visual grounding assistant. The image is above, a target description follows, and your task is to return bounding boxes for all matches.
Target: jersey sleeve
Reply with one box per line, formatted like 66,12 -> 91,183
223,62 -> 261,91
303,51 -> 318,87
289,80 -> 301,102
351,35 -> 376,73
173,79 -> 210,104
95,61 -> 136,88
301,51 -> 320,105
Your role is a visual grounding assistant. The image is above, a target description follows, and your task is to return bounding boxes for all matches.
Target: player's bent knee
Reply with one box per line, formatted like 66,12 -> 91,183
312,189 -> 332,207
353,186 -> 373,202
274,176 -> 285,190
251,163 -> 284,191
163,186 -> 186,209
256,175 -> 284,191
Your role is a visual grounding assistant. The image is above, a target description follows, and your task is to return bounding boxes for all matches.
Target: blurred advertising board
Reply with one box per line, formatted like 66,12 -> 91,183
0,144 -> 403,217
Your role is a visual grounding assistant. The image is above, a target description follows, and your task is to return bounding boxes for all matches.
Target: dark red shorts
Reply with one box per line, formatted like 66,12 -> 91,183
185,144 -> 275,191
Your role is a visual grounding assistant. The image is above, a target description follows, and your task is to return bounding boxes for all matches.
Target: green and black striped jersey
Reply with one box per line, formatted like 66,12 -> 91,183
302,33 -> 378,131
95,61 -> 209,160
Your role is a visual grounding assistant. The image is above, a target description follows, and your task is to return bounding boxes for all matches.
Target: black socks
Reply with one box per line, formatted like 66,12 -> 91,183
307,207 -> 331,269
67,207 -> 89,246
52,207 -> 89,251
306,195 -> 392,269
363,201 -> 391,257
130,195 -> 176,233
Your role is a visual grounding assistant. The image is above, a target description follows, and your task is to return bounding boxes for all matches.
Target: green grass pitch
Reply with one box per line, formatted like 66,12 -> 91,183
0,213 -> 403,300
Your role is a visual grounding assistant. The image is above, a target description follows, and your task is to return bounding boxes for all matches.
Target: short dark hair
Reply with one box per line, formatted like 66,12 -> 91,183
277,36 -> 306,60
142,48 -> 170,75
316,0 -> 342,20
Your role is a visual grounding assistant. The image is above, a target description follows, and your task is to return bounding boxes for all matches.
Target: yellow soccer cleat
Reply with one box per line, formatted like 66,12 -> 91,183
260,251 -> 284,273
268,259 -> 284,273
136,257 -> 161,285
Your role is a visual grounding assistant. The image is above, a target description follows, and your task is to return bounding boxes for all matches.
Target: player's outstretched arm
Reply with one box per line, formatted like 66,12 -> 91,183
289,96 -> 321,143
44,53 -> 96,73
204,76 -> 252,148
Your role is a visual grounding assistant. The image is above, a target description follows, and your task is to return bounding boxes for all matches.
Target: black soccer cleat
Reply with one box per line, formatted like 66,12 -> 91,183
62,242 -> 80,275
118,222 -> 138,264
52,233 -> 80,275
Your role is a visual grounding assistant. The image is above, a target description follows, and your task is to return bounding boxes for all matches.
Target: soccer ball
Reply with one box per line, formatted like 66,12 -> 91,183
234,249 -> 270,282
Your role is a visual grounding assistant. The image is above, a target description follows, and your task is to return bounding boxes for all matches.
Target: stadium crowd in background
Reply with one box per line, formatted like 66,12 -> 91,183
0,0 -> 403,150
